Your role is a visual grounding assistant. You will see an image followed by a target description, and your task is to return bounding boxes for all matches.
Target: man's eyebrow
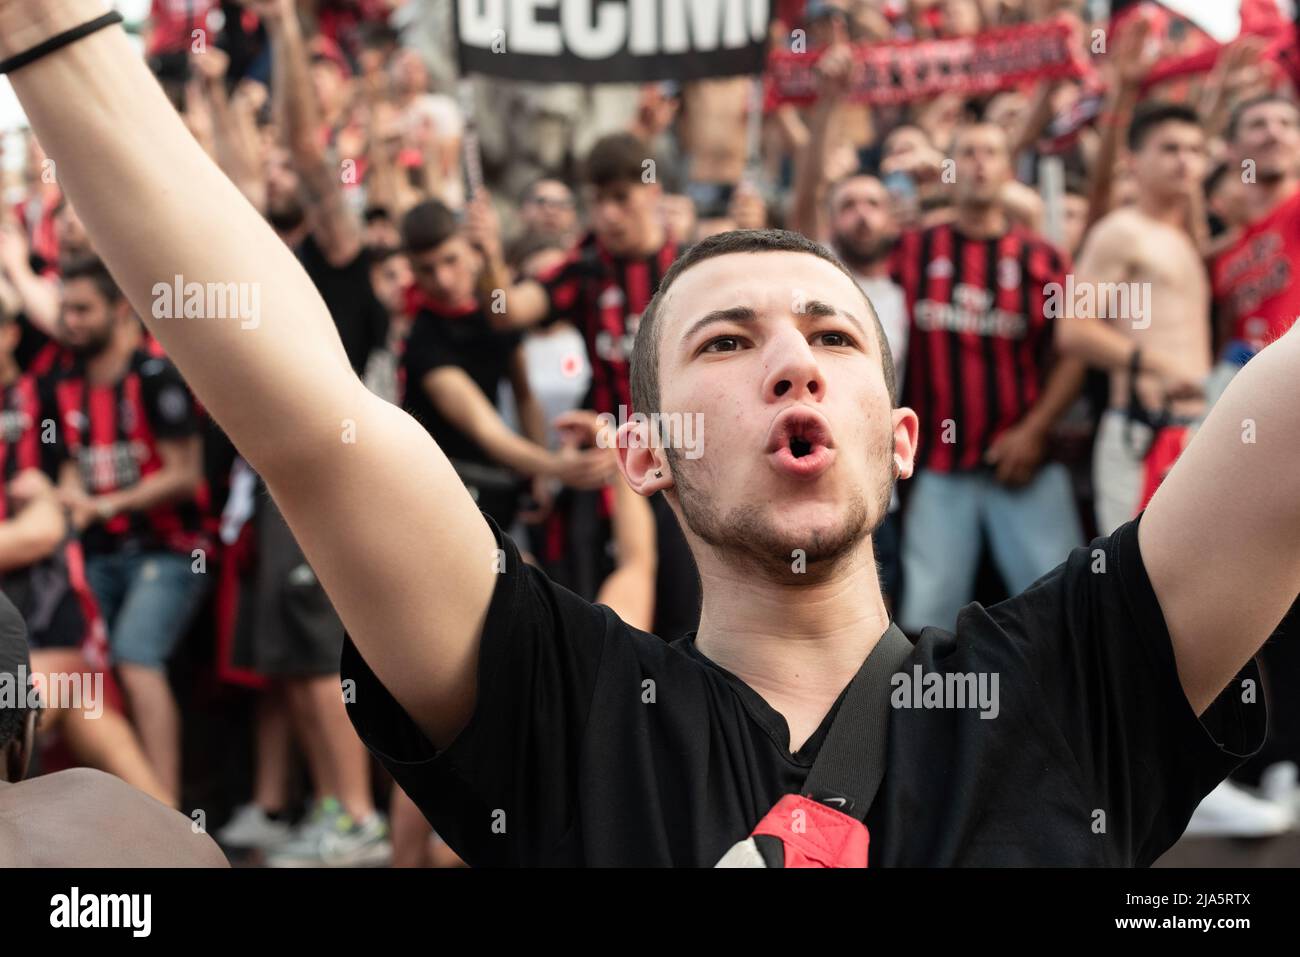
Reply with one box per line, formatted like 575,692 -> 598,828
803,300 -> 869,339
681,306 -> 759,344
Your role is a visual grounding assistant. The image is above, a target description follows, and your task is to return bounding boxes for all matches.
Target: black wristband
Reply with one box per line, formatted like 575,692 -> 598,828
0,11 -> 124,75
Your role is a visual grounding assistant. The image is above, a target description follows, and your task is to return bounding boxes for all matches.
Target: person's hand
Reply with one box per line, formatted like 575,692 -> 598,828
232,78 -> 269,114
549,445 -> 617,490
813,42 -> 855,104
462,194 -> 503,265
517,474 -> 556,525
57,486 -> 101,531
190,46 -> 229,85
728,182 -> 767,230
1110,13 -> 1158,91
553,408 -> 615,450
880,143 -> 945,183
552,409 -> 620,489
6,468 -> 53,507
1219,35 -> 1272,100
985,421 -> 1047,488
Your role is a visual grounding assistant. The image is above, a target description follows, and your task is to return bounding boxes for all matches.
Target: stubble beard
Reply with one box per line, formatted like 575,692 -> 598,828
666,432 -> 897,584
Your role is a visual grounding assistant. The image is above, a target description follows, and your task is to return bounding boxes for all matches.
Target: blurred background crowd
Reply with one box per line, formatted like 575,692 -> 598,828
1,0 -> 1299,867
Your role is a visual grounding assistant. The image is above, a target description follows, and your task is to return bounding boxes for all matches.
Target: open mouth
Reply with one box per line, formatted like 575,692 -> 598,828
766,408 -> 836,479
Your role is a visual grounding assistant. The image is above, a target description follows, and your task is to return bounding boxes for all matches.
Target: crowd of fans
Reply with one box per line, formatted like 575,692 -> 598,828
1,0 -> 1299,866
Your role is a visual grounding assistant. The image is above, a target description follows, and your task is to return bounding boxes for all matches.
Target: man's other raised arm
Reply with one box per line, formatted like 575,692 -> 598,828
1141,323 -> 1300,715
0,0 -> 496,748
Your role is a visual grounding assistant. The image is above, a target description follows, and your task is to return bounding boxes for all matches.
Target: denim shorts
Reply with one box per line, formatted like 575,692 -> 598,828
86,550 -> 209,669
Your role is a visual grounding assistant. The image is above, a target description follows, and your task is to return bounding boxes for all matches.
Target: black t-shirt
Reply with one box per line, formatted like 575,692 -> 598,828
342,514 -> 1267,867
297,235 -> 388,376
400,301 -> 522,467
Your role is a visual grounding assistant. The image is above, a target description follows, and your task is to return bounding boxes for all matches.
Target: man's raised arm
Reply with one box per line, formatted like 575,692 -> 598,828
1141,323 -> 1300,715
0,0 -> 497,748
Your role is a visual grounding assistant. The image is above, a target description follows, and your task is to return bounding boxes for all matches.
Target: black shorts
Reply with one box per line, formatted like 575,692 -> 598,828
1,555 -> 88,652
236,498 -> 344,678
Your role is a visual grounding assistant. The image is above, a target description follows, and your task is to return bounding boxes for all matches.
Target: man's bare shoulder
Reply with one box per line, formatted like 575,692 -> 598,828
1090,207 -> 1151,242
0,768 -> 228,867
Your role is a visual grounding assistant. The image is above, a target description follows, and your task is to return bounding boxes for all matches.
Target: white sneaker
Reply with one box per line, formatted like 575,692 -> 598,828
215,803 -> 292,851
1260,761 -> 1300,822
1185,780 -> 1293,837
266,800 -> 392,868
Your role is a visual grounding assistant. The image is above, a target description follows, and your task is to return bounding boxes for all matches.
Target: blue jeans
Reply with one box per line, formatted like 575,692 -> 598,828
898,464 -> 1083,634
87,550 -> 209,669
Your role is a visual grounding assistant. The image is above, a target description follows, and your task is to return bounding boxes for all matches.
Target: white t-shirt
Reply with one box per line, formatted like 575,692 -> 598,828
854,274 -> 908,395
855,274 -> 908,514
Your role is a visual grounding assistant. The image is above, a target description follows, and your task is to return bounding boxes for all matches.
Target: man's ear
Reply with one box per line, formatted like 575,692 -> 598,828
4,709 -> 36,782
891,406 -> 920,481
616,417 -> 673,496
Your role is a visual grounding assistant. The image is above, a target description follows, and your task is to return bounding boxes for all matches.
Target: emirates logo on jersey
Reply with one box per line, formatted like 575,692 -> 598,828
599,286 -> 626,310
64,410 -> 88,434
998,258 -> 1021,290
0,409 -> 29,444
927,257 -> 953,279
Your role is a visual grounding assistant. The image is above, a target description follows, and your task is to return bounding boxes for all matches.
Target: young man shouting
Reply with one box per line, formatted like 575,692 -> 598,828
2,2 -> 1294,866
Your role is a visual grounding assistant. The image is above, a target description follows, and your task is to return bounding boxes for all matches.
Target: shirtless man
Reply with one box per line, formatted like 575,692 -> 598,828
1058,102 -> 1210,534
0,591 -> 226,866
1,2 -> 1297,867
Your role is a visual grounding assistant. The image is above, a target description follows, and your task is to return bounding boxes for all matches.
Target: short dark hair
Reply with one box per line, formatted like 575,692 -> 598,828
0,592 -> 32,758
60,255 -> 122,304
366,244 -> 403,267
521,176 -> 574,203
400,200 -> 458,254
583,133 -> 655,189
506,231 -> 566,273
1226,93 -> 1300,143
0,678 -> 31,754
631,229 -> 897,416
1127,101 -> 1201,152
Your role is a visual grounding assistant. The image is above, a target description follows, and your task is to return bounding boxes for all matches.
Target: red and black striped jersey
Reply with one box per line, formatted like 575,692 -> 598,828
538,231 -> 678,417
892,223 -> 1068,473
50,350 -> 211,556
0,375 -> 52,509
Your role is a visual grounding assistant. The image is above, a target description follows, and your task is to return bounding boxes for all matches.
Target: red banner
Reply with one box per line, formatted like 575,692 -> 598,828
765,18 -> 1090,109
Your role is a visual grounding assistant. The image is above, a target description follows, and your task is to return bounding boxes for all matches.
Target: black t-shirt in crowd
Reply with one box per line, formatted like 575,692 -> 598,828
297,235 -> 388,376
400,298 -> 522,468
342,513 -> 1267,867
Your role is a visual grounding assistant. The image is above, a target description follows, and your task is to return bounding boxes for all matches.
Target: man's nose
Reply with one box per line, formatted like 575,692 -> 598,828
762,327 -> 825,403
